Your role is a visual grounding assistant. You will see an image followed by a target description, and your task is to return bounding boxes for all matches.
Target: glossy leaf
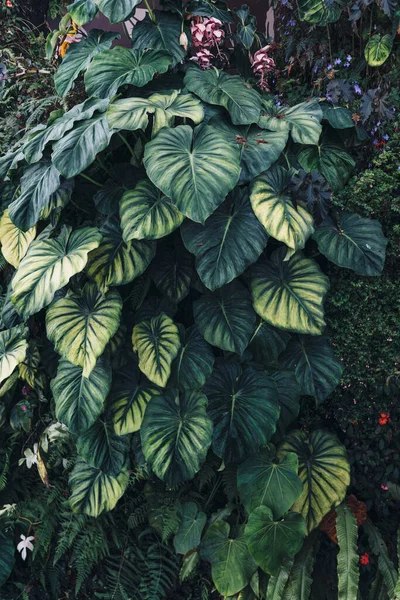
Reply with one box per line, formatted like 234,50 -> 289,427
0,325 -> 28,385
0,209 -> 36,268
170,325 -> 214,391
98,0 -> 142,22
248,320 -> 290,365
336,504 -> 359,600
259,99 -> 323,145
76,417 -> 130,476
131,11 -> 186,65
297,0 -> 343,24
364,34 -> 393,67
67,0 -> 98,25
174,502 -> 207,554
297,141 -> 355,192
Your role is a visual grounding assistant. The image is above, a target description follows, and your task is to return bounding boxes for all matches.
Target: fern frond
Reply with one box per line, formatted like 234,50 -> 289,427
336,504 -> 359,600
267,560 -> 293,599
365,520 -> 397,598
393,528 -> 400,599
221,463 -> 238,503
139,537 -> 179,600
283,536 -> 316,600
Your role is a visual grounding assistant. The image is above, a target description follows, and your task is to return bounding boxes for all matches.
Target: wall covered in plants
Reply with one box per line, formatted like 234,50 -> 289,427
0,0 -> 399,598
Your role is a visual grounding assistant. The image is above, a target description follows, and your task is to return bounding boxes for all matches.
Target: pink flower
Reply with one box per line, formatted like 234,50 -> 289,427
190,17 -> 224,48
251,45 -> 276,90
381,485 -> 389,491
17,535 -> 34,561
21,405 -> 27,412
190,49 -> 214,69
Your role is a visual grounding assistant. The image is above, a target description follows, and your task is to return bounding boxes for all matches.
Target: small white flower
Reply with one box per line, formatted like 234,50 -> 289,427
17,534 -> 34,560
0,503 -> 17,517
18,443 -> 38,469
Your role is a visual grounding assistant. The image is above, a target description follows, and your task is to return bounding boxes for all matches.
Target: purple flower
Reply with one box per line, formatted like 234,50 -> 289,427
327,63 -> 332,70
376,120 -> 381,126
326,94 -> 333,101
354,84 -> 362,95
383,134 -> 389,140
344,61 -> 350,67
313,64 -> 319,73
334,57 -> 341,65
288,19 -> 296,26
347,54 -> 352,61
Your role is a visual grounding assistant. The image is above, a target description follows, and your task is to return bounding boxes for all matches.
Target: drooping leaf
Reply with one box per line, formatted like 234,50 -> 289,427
76,417 -> 130,476
8,162 -> 60,231
245,507 -> 306,576
364,521 -> 397,598
184,66 -> 262,125
194,282 -> 256,354
51,358 -> 111,435
250,165 -> 314,250
336,504 -> 360,600
181,188 -> 268,291
0,532 -> 15,587
141,388 -> 213,485
0,209 -> 36,268
297,140 -> 355,192
69,456 -> 129,517
67,0 -> 98,25
269,371 -> 301,439
97,0 -> 142,23
248,320 -> 291,366
120,179 -> 184,242
250,247 -> 329,335
85,47 -> 172,98
279,335 -> 343,404
109,368 -> 159,435
238,450 -> 303,518
46,283 -> 122,377
143,123 -> 241,223
297,0 -> 343,24
152,244 -> 193,303
278,430 -> 350,532
131,11 -> 186,65
132,313 -> 181,387
259,99 -> 323,145
174,502 -> 207,554
364,34 -> 393,67
204,363 -> 280,463
313,211 -> 387,276
200,521 -> 257,596
170,325 -> 214,391
11,226 -> 102,320
0,325 -> 28,384
55,30 -> 118,96
86,216 -> 156,292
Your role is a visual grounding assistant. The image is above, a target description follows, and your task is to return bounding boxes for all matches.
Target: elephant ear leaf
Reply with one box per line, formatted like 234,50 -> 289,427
151,243 -> 193,303
11,226 -> 102,320
55,30 -> 119,97
69,456 -> 129,517
259,99 -> 323,145
248,320 -> 290,366
141,388 -> 213,485
132,313 -> 181,387
0,325 -> 28,385
0,209 -> 36,268
365,34 -> 393,67
237,450 -> 303,518
67,0 -> 98,26
251,247 -> 329,335
51,358 -> 112,435
200,521 -> 257,597
313,211 -> 387,276
144,124 -> 241,223
181,188 -> 268,291
46,282 -> 122,377
131,11 -> 186,66
76,417 -> 130,476
194,282 -> 256,354
279,334 -> 343,404
250,165 -> 314,250
297,0 -> 343,24
204,363 -> 280,463
245,507 -> 306,576
278,429 -> 350,533
170,325 -> 214,391
97,0 -> 142,23
174,502 -> 207,555
297,139 -> 355,192
0,532 -> 15,587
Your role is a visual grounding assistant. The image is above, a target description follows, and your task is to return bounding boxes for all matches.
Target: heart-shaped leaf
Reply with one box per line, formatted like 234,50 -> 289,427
297,0 -> 343,24
0,209 -> 36,268
152,243 -> 193,303
364,34 -> 393,67
131,11 -> 187,65
174,502 -> 207,554
67,0 -> 98,25
170,325 -> 214,391
97,0 -> 142,23
76,417 -> 130,476
297,140 -> 355,192
259,99 -> 322,145
0,325 -> 28,385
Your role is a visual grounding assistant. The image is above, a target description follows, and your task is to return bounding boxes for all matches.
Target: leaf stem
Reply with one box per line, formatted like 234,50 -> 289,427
118,132 -> 136,160
143,0 -> 156,22
78,173 -> 103,187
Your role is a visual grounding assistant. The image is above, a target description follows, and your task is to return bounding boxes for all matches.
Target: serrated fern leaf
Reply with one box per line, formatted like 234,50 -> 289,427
139,539 -> 179,600
365,520 -> 397,598
336,504 -> 359,600
267,560 -> 293,600
283,537 -> 315,600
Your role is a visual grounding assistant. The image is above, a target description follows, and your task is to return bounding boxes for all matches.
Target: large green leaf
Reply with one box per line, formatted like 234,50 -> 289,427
107,90 -> 204,136
67,0 -> 98,25
270,371 -> 301,439
297,0 -> 343,24
248,320 -> 290,366
279,335 -> 343,404
85,47 -> 172,98
237,450 -> 303,518
297,141 -> 355,192
86,216 -> 156,292
132,313 -> 180,387
0,209 -> 36,268
69,456 -> 129,517
193,282 -> 256,354
184,67 -> 262,125
170,325 -> 214,391
336,504 -> 359,600
23,97 -> 109,164
11,226 -> 102,320
250,247 -> 329,335
120,179 -> 184,242
55,30 -> 118,96
143,124 -> 241,223
200,521 -> 257,596
8,162 -> 60,231
152,244 -> 193,303
141,388 -> 213,485
51,358 -> 111,435
278,430 -> 350,533
321,104 -> 354,129
186,0 -> 233,21
204,363 -> 280,463
109,368 -> 159,435
0,532 -> 15,587
250,166 -> 314,250
364,34 -> 393,67
313,211 -> 387,276
181,189 -> 268,291
97,0 -> 142,22
245,507 -> 306,576
211,118 -> 288,184
0,325 -> 28,384
259,99 -> 322,145
76,417 -> 130,476
46,283 -> 122,377
174,502 -> 207,554
130,11 -> 186,65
